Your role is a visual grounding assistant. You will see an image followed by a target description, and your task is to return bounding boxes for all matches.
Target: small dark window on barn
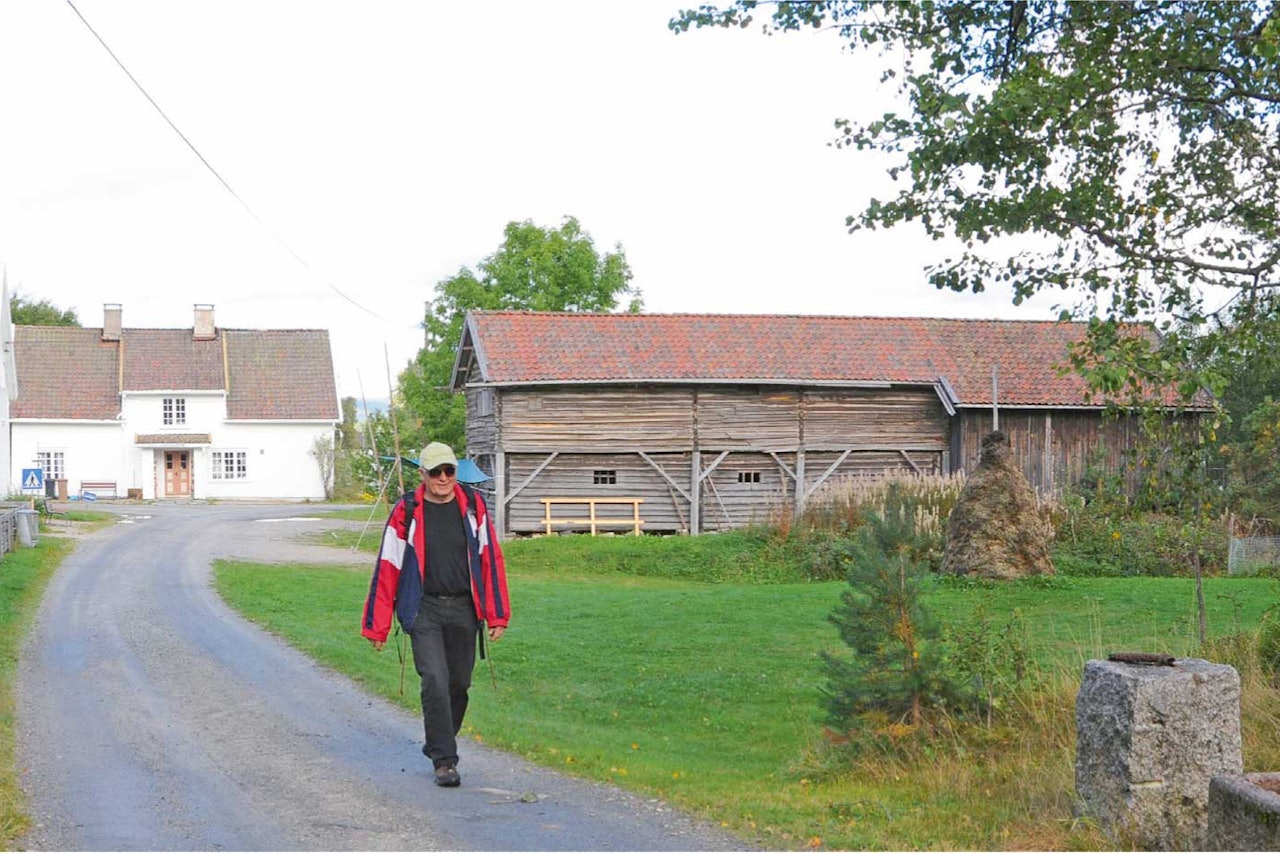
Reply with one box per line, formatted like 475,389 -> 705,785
475,387 -> 495,417
737,471 -> 762,484
593,470 -> 617,485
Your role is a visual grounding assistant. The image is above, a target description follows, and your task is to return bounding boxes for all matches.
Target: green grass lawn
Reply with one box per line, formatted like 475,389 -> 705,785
214,532 -> 1280,850
0,537 -> 74,846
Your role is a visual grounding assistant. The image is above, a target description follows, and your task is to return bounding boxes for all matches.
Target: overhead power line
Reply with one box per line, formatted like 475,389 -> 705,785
65,0 -> 387,321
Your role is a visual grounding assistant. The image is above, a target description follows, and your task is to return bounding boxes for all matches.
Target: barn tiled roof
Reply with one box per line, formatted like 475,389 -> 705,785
13,325 -> 338,421
456,311 -> 1177,409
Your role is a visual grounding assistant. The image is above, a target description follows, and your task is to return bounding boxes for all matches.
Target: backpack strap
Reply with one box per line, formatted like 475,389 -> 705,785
459,483 -> 479,519
401,488 -> 417,527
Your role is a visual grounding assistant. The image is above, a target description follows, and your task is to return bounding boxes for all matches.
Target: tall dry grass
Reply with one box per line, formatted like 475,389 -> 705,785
797,660 -> 1113,849
800,635 -> 1280,851
1201,623 -> 1280,772
799,592 -> 1280,849
791,472 -> 968,535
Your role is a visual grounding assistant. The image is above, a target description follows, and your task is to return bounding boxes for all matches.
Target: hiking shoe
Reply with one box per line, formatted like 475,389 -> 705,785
434,764 -> 461,787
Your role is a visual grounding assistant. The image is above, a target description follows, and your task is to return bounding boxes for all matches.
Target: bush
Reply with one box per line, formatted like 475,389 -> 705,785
941,604 -> 1033,722
1050,494 -> 1228,577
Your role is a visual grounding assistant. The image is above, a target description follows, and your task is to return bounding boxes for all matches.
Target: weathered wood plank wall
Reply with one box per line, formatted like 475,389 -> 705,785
465,387 -> 498,456
506,452 -> 691,534
697,389 -> 798,450
466,384 -> 1168,535
500,388 -> 695,452
954,409 -> 1146,496
490,387 -> 951,451
472,384 -> 964,535
804,389 -> 949,450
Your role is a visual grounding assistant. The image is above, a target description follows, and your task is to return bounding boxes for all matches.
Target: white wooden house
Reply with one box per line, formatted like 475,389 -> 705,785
10,304 -> 340,501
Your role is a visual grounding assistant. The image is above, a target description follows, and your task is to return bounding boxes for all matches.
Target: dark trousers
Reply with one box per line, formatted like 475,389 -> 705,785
409,594 -> 478,768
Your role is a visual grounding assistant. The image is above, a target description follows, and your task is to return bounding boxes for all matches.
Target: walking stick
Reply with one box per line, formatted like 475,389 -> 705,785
384,345 -> 405,497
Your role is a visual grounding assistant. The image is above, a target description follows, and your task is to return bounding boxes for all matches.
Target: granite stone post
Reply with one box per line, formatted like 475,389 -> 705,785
1075,658 -> 1242,850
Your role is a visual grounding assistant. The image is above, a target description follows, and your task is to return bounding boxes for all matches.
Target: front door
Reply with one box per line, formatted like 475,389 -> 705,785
164,451 -> 191,497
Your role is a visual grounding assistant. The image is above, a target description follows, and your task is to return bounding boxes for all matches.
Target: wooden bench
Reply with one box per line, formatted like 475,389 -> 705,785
79,480 -> 118,499
540,497 -> 644,536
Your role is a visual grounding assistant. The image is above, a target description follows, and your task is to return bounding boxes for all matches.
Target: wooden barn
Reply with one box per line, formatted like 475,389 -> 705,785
450,311 -> 1189,538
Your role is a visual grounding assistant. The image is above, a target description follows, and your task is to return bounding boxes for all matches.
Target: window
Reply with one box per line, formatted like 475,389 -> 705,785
37,451 -> 65,480
475,387 -> 495,417
737,471 -> 762,484
211,450 -> 248,480
593,470 -> 617,485
163,397 -> 187,426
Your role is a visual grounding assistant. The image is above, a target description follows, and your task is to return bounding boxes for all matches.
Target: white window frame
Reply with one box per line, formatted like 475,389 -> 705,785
211,450 -> 249,480
37,451 -> 65,480
163,397 -> 187,426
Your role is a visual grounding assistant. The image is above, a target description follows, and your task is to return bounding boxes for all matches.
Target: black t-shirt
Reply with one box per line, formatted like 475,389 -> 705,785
419,498 -> 471,596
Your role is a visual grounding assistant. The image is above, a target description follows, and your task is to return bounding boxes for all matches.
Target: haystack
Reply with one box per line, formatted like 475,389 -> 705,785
942,430 -> 1054,579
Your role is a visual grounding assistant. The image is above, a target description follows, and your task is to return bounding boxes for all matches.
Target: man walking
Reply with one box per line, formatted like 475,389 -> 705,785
362,442 -> 511,787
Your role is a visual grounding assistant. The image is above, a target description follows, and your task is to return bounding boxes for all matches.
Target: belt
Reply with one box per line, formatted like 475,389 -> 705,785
426,592 -> 470,600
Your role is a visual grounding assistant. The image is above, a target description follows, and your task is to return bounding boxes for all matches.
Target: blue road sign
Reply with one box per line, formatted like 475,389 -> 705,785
22,468 -> 43,491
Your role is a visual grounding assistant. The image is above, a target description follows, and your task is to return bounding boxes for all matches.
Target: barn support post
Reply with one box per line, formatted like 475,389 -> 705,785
794,449 -> 806,519
992,364 -> 1000,431
690,389 -> 701,536
690,449 -> 701,536
793,390 -> 806,519
494,450 -> 507,540
1043,412 -> 1054,495
692,451 -> 730,534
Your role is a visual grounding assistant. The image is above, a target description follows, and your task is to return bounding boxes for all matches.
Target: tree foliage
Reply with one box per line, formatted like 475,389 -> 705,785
821,490 -> 955,732
338,397 -> 360,452
399,216 -> 641,451
11,293 -> 79,326
673,1 -> 1280,400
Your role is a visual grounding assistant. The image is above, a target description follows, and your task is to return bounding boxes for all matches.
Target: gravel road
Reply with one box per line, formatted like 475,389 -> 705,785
16,503 -> 748,851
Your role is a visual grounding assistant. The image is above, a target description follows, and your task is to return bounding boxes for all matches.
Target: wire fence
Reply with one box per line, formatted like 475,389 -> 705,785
1228,536 -> 1280,576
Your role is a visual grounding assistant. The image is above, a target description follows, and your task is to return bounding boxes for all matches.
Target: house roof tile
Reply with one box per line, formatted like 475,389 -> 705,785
225,330 -> 339,420
122,329 -> 224,391
12,326 -> 120,419
458,311 -> 1178,408
13,325 -> 338,421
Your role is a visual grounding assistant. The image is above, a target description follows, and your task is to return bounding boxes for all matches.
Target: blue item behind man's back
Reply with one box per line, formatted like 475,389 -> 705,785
455,458 -> 490,484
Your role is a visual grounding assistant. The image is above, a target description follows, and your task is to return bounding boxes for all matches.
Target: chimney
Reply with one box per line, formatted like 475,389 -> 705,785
102,304 -> 122,342
194,304 -> 215,341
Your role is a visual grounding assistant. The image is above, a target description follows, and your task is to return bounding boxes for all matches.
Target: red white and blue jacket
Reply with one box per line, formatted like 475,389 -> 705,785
361,482 -> 510,643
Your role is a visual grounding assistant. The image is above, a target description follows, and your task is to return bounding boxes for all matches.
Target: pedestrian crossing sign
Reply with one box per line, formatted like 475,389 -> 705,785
22,468 -> 43,491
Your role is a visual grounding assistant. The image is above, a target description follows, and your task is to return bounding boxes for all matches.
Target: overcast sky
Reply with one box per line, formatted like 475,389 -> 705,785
0,0 -> 1057,401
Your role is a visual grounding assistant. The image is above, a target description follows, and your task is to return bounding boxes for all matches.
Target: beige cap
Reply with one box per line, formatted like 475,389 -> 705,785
419,441 -> 458,472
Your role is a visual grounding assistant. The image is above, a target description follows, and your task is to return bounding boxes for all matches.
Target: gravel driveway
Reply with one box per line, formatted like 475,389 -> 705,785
16,503 -> 747,851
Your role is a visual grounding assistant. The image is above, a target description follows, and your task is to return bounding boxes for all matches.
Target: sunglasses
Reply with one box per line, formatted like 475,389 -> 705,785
426,465 -> 456,479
